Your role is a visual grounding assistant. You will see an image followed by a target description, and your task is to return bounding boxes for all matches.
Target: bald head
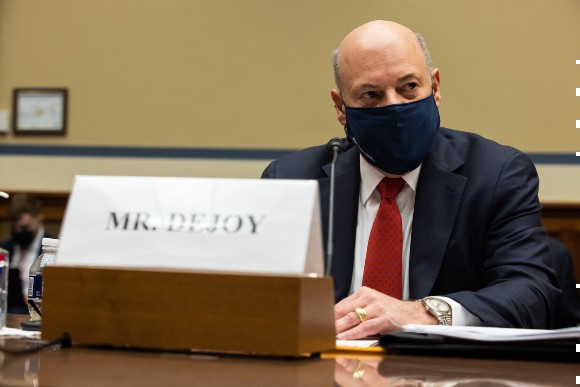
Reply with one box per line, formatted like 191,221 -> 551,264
329,20 -> 441,127
332,21 -> 433,91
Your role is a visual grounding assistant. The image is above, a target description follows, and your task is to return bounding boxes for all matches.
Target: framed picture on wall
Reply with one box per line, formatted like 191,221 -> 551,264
12,88 -> 68,135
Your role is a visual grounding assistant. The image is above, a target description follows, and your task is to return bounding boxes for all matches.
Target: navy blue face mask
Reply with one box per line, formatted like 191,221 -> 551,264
345,94 -> 440,175
12,230 -> 35,249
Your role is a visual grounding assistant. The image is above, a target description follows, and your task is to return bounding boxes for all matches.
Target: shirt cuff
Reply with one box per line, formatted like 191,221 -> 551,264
439,296 -> 482,326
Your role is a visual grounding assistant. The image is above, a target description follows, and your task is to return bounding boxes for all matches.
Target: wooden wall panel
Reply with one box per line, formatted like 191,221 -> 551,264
542,204 -> 580,281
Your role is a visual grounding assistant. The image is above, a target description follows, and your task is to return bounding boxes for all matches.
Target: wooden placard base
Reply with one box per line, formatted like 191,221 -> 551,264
41,266 -> 336,357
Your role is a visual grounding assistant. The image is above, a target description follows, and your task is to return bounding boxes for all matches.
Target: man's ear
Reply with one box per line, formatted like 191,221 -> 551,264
431,68 -> 441,107
330,89 -> 347,126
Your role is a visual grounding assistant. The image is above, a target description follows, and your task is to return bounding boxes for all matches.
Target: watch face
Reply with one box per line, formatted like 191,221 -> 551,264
426,298 -> 449,312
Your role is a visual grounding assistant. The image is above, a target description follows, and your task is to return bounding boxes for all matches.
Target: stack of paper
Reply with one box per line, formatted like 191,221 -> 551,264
402,324 -> 580,342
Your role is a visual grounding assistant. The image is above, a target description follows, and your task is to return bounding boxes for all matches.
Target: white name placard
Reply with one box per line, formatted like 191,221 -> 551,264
57,176 -> 324,275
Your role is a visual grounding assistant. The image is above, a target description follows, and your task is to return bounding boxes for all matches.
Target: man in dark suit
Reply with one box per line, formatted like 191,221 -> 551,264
262,20 -> 560,339
0,193 -> 52,313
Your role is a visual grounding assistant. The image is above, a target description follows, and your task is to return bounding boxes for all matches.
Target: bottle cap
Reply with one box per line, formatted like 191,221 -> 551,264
42,238 -> 60,247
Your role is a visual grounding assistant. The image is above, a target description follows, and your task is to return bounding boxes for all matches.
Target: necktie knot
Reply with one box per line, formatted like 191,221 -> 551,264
377,177 -> 405,200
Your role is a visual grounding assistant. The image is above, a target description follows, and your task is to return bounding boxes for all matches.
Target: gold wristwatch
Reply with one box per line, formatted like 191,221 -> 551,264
420,296 -> 452,325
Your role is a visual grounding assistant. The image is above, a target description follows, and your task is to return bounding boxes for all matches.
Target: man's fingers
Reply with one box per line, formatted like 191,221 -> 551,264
336,319 -> 378,340
336,317 -> 397,340
334,288 -> 406,339
335,310 -> 364,334
334,287 -> 375,319
334,294 -> 364,319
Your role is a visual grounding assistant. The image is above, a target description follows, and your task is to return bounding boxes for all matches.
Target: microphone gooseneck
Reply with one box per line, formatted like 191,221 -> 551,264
325,137 -> 345,277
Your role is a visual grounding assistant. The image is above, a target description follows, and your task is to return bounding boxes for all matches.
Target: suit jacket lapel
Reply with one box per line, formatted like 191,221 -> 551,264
409,133 -> 467,299
320,146 -> 360,301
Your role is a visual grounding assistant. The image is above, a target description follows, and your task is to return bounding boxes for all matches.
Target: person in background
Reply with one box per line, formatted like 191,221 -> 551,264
262,20 -> 560,338
0,193 -> 53,311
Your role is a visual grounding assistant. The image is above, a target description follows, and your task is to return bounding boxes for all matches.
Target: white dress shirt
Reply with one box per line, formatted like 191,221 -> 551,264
350,156 -> 481,326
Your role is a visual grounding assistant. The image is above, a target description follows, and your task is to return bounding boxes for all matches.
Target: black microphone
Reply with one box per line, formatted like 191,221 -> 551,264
325,137 -> 345,277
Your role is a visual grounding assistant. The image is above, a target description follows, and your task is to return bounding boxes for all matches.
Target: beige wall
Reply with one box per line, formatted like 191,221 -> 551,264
0,0 -> 579,200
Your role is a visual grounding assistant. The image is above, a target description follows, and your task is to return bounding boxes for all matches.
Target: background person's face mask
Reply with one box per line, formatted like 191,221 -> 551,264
12,230 -> 35,249
345,94 -> 440,175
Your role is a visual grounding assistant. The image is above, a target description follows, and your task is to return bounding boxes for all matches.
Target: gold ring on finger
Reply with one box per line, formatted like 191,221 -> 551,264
354,307 -> 367,323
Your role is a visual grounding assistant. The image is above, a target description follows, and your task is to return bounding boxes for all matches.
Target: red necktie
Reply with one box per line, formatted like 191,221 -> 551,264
362,177 -> 406,298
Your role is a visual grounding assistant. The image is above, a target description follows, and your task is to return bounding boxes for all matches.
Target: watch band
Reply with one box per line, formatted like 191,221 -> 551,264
420,296 -> 452,325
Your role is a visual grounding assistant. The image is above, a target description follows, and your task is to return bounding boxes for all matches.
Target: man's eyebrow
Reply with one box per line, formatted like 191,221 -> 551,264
353,73 -> 423,91
397,73 -> 422,83
355,83 -> 381,90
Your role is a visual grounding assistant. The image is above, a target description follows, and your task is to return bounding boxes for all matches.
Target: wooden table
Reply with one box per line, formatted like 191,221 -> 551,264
2,314 -> 578,386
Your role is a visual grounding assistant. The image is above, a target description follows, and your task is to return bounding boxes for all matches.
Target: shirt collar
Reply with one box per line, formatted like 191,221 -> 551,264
359,155 -> 421,206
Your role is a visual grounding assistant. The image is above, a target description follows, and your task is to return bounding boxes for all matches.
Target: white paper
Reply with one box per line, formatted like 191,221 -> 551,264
17,93 -> 64,130
336,339 -> 379,348
403,324 -> 580,342
0,327 -> 40,339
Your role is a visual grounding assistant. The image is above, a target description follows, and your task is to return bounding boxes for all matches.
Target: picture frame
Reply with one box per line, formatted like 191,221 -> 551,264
12,88 -> 68,135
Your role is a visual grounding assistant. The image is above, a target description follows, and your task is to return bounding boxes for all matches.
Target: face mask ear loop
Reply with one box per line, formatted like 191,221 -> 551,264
341,96 -> 349,136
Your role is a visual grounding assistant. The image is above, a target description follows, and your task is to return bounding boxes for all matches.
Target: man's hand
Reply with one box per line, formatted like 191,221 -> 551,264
334,286 -> 437,339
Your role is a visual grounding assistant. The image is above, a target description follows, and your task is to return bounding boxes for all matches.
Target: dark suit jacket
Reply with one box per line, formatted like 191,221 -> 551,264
262,127 -> 560,329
